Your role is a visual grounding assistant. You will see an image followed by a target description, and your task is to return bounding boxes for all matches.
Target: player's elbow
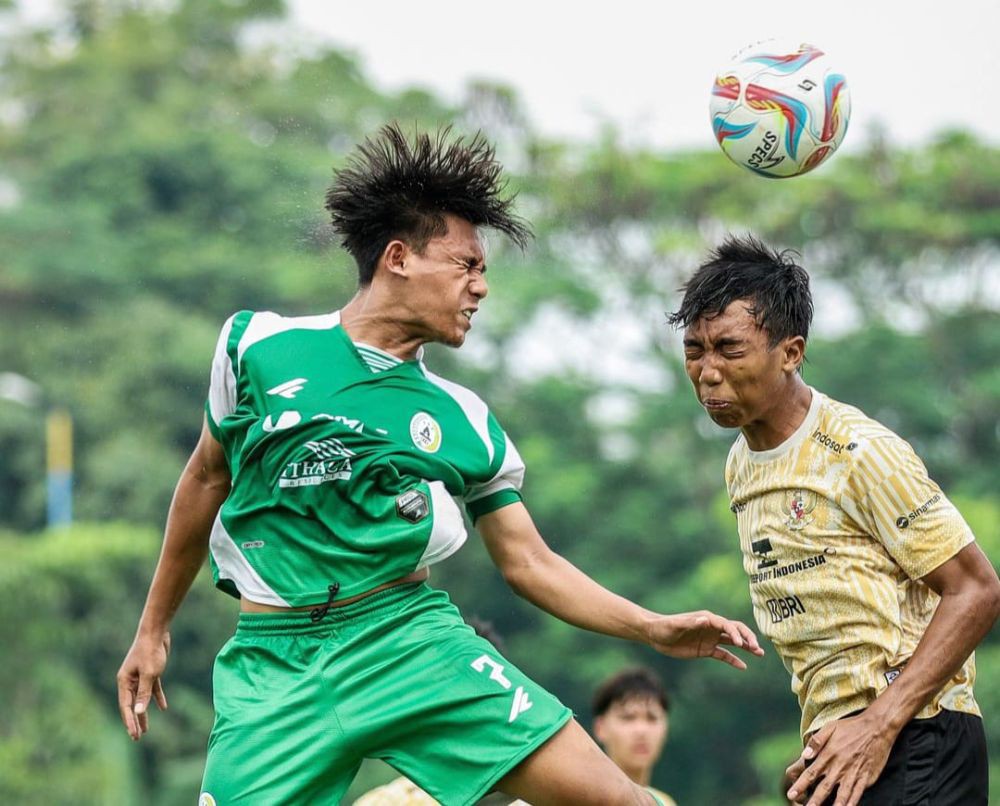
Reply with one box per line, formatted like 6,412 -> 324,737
984,576 -> 1000,627
498,546 -> 553,597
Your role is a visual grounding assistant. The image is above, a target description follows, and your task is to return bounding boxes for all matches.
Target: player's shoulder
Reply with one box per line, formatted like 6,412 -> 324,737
724,432 -> 748,482
815,391 -> 920,471
418,362 -> 492,412
223,309 -> 342,359
818,392 -> 906,445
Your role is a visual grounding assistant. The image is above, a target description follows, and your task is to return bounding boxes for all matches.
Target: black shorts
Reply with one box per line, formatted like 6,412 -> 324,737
819,709 -> 987,805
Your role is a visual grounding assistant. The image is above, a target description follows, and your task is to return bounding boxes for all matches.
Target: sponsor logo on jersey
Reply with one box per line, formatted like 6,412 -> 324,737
309,412 -> 365,433
751,552 -> 827,585
895,493 -> 941,529
730,500 -> 747,514
766,595 -> 806,623
785,489 -> 817,530
751,538 -> 778,569
409,412 -> 442,453
396,489 -> 429,523
885,668 -> 901,685
241,540 -> 265,549
262,410 -> 303,432
266,377 -> 308,399
278,438 -> 355,488
811,428 -> 856,454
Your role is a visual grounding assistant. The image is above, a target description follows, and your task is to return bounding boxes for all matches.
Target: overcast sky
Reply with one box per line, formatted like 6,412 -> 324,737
288,0 -> 999,152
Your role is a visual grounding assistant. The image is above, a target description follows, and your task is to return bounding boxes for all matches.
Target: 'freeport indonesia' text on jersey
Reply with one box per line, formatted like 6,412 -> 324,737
726,389 -> 979,739
205,310 -> 525,607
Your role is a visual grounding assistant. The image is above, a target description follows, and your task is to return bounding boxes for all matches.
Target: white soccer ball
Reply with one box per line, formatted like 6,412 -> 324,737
709,39 -> 851,178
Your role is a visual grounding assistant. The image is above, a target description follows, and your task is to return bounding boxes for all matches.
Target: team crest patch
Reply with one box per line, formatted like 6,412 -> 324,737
785,490 -> 816,530
198,795 -> 217,806
409,412 -> 442,453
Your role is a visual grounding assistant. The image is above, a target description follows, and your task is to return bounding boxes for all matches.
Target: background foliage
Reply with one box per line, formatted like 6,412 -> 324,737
1,2 -> 997,803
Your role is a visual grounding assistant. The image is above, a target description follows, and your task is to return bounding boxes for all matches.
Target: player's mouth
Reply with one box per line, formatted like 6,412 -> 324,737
702,398 -> 731,410
460,308 -> 477,326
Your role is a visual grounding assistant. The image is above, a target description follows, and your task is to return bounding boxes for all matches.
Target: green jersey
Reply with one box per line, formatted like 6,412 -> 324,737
205,310 -> 524,606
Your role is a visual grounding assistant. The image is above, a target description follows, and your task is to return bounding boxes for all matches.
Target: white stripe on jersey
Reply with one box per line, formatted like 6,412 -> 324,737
208,514 -> 291,607
420,366 -> 495,464
208,313 -> 238,428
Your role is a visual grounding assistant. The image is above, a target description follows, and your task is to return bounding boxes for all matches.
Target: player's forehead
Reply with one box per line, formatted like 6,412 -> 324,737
608,694 -> 666,717
427,214 -> 485,261
683,298 -> 762,343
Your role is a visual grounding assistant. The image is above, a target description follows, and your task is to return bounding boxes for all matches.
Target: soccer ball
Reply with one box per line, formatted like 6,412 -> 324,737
709,39 -> 850,178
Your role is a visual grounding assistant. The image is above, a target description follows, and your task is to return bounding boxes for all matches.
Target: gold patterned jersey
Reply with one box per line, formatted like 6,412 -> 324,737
725,389 -> 978,738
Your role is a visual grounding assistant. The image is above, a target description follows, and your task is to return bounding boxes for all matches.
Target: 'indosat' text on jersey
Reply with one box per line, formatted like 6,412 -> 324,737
726,389 -> 979,739
205,310 -> 525,606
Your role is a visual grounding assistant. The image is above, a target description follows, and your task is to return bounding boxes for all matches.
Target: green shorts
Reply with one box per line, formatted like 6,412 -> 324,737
199,583 -> 572,805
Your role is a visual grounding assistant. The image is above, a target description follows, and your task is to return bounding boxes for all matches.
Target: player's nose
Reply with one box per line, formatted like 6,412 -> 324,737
470,272 -> 488,300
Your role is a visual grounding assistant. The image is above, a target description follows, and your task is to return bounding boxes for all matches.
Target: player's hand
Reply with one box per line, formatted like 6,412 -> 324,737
785,711 -> 896,806
116,631 -> 171,741
647,610 -> 763,669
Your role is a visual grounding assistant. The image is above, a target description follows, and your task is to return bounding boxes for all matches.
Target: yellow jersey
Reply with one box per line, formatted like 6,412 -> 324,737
725,388 -> 979,738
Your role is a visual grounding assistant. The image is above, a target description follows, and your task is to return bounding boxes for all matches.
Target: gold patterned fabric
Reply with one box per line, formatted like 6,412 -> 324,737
725,389 -> 979,738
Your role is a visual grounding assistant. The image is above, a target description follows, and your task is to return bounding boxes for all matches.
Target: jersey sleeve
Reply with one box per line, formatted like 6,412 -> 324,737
463,413 -> 525,522
204,313 -> 239,441
846,434 -> 974,580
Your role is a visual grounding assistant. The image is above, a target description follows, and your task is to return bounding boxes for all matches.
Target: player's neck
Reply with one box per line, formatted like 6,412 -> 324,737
741,379 -> 813,452
340,290 -> 424,361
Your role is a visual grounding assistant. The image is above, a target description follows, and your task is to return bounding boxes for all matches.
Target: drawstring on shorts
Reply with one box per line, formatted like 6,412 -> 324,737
310,583 -> 341,623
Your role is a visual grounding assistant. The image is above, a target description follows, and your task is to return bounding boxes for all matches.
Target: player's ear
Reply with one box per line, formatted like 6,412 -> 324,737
382,239 -> 409,278
782,336 -> 806,373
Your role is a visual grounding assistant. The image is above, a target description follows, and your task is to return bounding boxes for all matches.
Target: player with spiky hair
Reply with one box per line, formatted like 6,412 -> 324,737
117,124 -> 762,806
670,234 -> 999,806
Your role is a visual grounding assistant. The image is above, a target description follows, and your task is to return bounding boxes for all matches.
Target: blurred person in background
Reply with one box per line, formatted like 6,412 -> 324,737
592,667 -> 677,806
669,234 -> 1000,806
116,124 -> 762,806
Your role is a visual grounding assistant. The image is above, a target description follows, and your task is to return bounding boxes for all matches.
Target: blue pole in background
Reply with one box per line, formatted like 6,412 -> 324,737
46,407 -> 73,527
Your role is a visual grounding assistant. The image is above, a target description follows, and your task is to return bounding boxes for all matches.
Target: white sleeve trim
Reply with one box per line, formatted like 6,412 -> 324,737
465,433 -> 525,503
416,481 -> 469,569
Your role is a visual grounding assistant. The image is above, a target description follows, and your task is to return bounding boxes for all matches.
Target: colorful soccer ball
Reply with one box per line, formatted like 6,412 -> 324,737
709,40 -> 850,178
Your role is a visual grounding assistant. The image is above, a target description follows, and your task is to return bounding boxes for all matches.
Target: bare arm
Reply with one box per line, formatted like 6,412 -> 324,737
787,542 -> 1000,806
476,502 -> 762,668
116,418 -> 231,740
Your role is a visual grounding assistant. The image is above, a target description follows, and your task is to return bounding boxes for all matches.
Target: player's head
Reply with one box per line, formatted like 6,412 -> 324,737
325,123 -> 532,287
667,234 -> 813,431
325,124 -> 531,347
591,667 -> 669,782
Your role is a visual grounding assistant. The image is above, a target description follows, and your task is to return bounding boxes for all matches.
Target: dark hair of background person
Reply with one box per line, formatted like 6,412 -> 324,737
591,666 -> 670,717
